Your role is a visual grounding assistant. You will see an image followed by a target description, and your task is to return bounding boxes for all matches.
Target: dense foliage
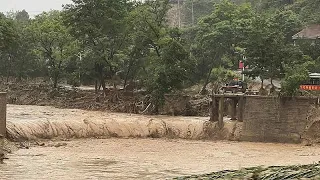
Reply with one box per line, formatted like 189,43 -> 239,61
1,0 -> 320,106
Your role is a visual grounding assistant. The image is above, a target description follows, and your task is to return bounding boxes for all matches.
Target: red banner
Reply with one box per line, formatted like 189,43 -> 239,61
300,85 -> 320,91
239,61 -> 244,69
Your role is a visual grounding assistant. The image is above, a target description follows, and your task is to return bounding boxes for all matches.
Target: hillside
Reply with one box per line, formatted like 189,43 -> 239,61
167,0 -> 320,27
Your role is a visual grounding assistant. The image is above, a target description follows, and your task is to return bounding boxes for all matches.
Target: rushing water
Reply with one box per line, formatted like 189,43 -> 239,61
2,139 -> 320,180
1,105 -> 320,179
6,105 -> 210,141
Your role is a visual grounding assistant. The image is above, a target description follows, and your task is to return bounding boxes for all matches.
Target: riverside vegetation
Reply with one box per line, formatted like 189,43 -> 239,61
1,0 -> 320,113
2,1 -> 320,179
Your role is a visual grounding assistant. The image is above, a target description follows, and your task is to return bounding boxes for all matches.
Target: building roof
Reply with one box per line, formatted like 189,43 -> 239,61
310,73 -> 320,78
292,24 -> 320,40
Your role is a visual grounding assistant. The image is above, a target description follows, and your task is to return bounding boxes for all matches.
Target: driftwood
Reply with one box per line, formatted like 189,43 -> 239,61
141,103 -> 153,114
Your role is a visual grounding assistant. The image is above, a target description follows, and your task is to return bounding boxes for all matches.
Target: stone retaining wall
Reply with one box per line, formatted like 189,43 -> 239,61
241,96 -> 317,143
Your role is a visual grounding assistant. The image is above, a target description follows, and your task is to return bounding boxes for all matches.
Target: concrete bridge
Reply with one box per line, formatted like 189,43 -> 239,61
1,91 -> 319,144
210,94 -> 246,129
211,94 -> 320,143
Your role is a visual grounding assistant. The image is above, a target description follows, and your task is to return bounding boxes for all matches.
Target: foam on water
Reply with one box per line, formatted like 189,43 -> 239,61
3,105 -> 320,179
6,105 -> 237,141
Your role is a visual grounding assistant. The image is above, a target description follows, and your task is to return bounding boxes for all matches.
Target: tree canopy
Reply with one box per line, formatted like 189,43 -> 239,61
1,0 -> 320,103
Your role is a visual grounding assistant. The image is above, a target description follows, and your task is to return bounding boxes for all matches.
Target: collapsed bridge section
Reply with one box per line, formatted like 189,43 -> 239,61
211,94 -> 320,143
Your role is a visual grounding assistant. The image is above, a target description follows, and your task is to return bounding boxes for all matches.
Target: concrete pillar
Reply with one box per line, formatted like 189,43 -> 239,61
230,99 -> 237,120
210,96 -> 219,122
0,134 -> 3,152
238,96 -> 244,122
0,134 -> 3,161
0,93 -> 6,137
218,96 -> 225,129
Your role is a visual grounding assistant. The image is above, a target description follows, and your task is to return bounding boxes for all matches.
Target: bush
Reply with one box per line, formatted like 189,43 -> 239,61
281,61 -> 313,96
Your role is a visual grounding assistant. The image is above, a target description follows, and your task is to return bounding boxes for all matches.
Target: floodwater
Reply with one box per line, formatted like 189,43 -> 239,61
1,105 -> 320,179
2,139 -> 320,180
5,105 -> 210,141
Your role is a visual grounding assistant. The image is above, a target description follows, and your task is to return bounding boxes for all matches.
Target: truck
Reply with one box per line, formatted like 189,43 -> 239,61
220,80 -> 247,94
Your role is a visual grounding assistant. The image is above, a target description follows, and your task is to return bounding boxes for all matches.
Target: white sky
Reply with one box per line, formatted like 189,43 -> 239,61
0,0 -> 72,16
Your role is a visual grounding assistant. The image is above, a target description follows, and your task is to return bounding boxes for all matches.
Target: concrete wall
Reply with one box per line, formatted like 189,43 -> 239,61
0,93 -> 6,137
241,96 -> 317,143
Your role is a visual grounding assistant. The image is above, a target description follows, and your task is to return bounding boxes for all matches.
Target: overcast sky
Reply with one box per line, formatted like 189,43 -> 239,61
0,0 -> 72,16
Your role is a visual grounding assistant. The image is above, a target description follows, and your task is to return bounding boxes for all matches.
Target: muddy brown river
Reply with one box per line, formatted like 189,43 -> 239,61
1,105 -> 320,179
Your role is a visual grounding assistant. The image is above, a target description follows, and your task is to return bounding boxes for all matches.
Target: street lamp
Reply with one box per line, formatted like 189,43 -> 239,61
191,0 -> 194,26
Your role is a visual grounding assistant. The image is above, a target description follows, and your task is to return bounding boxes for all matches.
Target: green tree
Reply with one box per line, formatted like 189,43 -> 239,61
281,59 -> 313,96
29,11 -> 76,88
295,39 -> 320,73
16,10 -> 30,22
63,0 -> 132,94
147,33 -> 191,112
243,10 -> 301,87
126,0 -> 192,112
192,0 -> 254,93
0,14 -> 16,54
0,14 -> 20,81
291,0 -> 320,24
182,0 -> 216,26
4,10 -> 44,80
258,0 -> 294,10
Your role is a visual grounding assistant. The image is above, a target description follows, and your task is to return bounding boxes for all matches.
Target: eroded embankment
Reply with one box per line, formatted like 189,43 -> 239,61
0,83 -> 211,116
303,105 -> 320,144
6,105 -> 241,142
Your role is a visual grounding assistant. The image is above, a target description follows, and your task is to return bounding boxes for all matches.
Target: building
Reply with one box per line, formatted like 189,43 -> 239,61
292,24 -> 320,40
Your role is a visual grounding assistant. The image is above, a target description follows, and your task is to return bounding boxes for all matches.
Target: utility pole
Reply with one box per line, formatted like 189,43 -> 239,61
191,0 -> 194,26
76,52 -> 83,85
242,50 -> 246,81
178,0 -> 181,28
